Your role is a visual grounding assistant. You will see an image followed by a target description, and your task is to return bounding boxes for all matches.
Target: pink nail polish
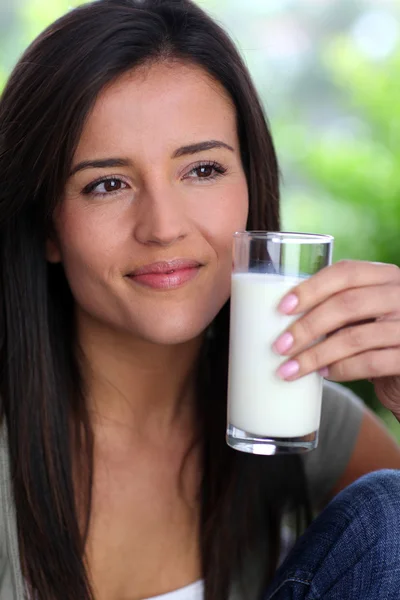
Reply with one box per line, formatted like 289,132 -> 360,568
273,332 -> 294,354
278,293 -> 299,314
319,367 -> 329,378
277,360 -> 300,380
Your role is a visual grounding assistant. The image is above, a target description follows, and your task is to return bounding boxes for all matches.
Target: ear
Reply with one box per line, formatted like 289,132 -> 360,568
46,237 -> 62,264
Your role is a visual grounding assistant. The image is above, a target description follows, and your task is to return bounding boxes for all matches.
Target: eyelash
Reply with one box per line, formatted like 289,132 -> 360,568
81,161 -> 228,197
82,175 -> 129,197
184,160 -> 228,181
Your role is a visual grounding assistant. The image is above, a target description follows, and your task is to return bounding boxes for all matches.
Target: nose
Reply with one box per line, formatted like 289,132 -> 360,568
133,185 -> 188,247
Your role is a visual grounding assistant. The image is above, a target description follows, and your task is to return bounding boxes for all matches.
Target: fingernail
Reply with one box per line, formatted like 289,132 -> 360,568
277,360 -> 300,380
278,293 -> 299,314
319,367 -> 329,378
273,332 -> 294,355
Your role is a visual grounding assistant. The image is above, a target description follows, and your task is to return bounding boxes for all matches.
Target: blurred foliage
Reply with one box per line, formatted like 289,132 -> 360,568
0,67 -> 6,91
281,40 -> 400,265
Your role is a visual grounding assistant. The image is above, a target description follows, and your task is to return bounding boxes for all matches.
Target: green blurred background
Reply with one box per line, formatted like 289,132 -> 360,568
1,0 -> 399,436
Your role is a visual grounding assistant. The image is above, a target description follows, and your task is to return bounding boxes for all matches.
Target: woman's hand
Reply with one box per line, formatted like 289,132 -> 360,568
272,260 -> 400,421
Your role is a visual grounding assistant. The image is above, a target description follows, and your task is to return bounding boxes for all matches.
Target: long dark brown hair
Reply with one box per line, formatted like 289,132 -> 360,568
0,1 -> 310,598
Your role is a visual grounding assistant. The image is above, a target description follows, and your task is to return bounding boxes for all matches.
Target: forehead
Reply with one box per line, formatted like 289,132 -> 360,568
74,61 -> 238,157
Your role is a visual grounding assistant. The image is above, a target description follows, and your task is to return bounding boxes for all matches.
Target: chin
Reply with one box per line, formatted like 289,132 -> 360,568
122,296 -> 227,346
134,321 -> 208,346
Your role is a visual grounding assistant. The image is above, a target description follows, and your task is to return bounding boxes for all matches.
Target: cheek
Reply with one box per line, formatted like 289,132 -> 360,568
194,179 -> 249,306
198,179 -> 249,257
54,206 -> 124,280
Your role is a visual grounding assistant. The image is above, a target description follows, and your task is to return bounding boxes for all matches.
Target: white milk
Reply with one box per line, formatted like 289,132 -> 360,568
228,273 -> 322,438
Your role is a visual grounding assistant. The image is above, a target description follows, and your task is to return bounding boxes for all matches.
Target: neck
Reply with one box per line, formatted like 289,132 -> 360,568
77,312 -> 204,442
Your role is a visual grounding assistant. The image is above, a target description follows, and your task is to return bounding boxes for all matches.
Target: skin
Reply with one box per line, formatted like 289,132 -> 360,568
330,409 -> 400,502
47,60 -> 400,598
273,259 -> 400,416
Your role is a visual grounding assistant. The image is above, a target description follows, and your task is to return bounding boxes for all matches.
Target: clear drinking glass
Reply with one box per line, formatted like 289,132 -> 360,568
227,231 -> 334,455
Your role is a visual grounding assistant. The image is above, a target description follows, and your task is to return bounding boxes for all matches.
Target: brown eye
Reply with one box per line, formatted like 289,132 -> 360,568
184,161 -> 227,182
103,179 -> 123,192
196,165 -> 214,178
83,177 -> 129,196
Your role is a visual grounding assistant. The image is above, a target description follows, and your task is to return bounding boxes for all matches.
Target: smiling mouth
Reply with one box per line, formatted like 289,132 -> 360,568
126,259 -> 202,290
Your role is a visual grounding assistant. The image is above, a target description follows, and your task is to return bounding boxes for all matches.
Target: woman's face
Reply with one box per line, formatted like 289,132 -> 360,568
49,61 -> 249,345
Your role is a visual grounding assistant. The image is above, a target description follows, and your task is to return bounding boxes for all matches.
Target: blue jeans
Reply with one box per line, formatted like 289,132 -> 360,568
264,470 -> 400,599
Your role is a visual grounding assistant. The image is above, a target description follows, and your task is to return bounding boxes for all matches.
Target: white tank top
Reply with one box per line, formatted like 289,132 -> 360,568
143,580 -> 204,600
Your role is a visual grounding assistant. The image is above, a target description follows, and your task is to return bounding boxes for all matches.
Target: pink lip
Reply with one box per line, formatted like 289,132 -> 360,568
127,259 -> 202,290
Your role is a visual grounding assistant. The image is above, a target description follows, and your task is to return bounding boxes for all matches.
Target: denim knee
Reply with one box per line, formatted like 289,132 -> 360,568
332,468 -> 400,543
264,470 -> 400,600
307,469 -> 400,599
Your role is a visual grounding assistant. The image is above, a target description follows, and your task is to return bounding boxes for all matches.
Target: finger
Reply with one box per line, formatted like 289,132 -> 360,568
278,260 -> 400,316
273,284 -> 400,357
276,320 -> 400,381
327,347 -> 400,382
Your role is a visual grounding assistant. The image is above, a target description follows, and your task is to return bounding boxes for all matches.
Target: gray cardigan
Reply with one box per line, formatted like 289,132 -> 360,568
0,382 -> 364,599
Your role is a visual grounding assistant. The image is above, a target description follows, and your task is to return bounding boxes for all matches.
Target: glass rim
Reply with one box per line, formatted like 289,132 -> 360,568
233,230 -> 334,244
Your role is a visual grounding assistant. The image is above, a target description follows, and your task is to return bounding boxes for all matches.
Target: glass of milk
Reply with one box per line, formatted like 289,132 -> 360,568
227,231 -> 334,455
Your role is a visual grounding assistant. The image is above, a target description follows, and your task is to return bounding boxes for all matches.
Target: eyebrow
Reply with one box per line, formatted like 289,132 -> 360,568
69,157 -> 132,177
172,140 -> 235,158
69,140 -> 235,176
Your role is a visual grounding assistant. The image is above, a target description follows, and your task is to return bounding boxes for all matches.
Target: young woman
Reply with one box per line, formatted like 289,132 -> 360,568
1,1 -> 400,599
